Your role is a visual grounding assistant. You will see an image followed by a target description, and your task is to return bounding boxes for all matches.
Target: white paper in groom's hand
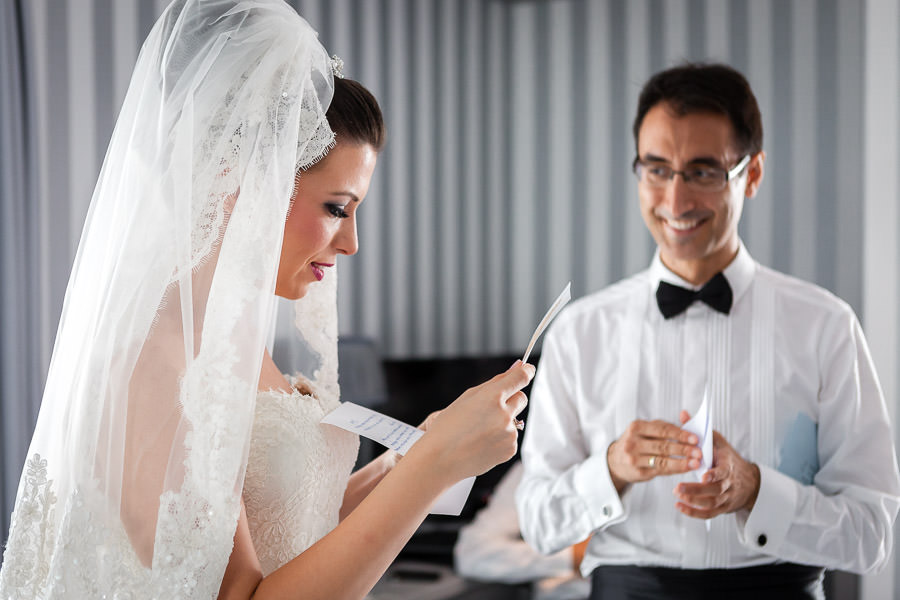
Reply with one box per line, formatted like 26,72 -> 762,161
522,282 -> 572,363
321,402 -> 475,515
682,392 -> 713,476
681,392 -> 714,530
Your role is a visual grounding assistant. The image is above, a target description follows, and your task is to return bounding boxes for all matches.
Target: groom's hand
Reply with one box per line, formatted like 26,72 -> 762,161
607,419 -> 702,493
673,429 -> 761,519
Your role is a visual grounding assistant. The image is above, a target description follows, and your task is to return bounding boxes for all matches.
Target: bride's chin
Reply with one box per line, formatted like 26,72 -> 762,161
275,282 -> 308,301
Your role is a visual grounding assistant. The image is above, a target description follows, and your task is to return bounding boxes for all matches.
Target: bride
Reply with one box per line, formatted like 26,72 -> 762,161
0,1 -> 533,598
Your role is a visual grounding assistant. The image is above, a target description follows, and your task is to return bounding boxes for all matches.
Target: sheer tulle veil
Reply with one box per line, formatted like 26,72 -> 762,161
0,1 -> 340,597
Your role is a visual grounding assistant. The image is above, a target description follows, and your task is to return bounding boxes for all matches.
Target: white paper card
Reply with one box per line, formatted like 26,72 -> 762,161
430,476 -> 476,516
522,282 -> 572,363
681,392 -> 714,530
682,392 -> 713,476
321,402 -> 474,515
322,401 -> 424,454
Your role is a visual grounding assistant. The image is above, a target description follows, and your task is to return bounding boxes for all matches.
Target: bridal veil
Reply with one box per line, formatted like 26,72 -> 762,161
0,1 -> 340,597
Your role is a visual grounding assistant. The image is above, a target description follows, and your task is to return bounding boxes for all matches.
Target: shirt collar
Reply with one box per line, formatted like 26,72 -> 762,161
648,241 -> 756,304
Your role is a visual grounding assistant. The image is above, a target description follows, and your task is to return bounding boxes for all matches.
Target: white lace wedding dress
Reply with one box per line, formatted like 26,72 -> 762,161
243,381 -> 360,576
0,1 -> 355,596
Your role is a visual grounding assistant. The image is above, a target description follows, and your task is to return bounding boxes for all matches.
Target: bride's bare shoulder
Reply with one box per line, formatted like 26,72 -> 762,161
258,349 -> 293,394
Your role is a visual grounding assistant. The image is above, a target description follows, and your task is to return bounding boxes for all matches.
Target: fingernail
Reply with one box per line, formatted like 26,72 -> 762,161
525,363 -> 536,377
511,359 -> 522,368
689,435 -> 698,444
692,449 -> 701,458
689,459 -> 699,469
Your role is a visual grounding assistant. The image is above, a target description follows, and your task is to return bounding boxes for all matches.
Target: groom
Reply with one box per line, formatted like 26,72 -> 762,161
515,63 -> 900,599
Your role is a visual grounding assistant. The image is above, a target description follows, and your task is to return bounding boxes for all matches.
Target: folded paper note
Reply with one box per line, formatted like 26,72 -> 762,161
321,402 -> 475,515
681,391 -> 714,530
681,391 -> 713,475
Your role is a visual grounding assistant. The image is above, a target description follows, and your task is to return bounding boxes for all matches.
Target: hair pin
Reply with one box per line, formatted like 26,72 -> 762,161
330,55 -> 344,79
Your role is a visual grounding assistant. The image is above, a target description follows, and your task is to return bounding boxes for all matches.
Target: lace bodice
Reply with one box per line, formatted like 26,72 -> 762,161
0,385 -> 357,599
243,382 -> 359,576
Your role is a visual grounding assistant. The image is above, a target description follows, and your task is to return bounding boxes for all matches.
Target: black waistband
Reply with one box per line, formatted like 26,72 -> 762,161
589,563 -> 825,600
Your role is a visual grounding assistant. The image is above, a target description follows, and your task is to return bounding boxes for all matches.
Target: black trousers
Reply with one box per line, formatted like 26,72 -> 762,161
589,563 -> 825,600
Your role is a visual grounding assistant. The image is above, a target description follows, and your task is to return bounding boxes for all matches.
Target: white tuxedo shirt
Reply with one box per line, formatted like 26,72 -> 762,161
516,244 -> 900,576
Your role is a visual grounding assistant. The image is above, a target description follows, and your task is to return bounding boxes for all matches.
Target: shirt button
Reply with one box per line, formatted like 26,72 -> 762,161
602,505 -> 612,517
757,534 -> 767,547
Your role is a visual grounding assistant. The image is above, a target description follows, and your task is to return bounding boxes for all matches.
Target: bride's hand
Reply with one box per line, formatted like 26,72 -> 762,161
418,411 -> 441,432
413,361 -> 535,483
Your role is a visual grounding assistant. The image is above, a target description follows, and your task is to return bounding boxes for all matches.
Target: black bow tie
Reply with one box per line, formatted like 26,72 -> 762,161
656,272 -> 733,319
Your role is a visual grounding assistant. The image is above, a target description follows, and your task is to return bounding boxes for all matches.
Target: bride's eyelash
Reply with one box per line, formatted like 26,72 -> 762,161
326,203 -> 349,219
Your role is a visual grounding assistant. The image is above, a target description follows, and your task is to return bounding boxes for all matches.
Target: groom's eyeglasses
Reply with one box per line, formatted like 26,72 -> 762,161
632,154 -> 750,192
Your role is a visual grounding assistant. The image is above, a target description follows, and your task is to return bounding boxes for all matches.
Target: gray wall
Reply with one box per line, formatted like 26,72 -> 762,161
3,0 -> 900,597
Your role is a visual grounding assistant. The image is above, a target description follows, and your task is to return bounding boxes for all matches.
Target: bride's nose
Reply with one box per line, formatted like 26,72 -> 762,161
334,218 -> 359,256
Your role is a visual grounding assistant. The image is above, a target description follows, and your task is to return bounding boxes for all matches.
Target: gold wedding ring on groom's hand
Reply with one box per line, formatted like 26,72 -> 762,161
648,455 -> 656,468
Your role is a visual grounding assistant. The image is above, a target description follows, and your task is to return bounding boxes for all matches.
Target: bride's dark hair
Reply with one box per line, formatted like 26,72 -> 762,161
326,77 -> 386,152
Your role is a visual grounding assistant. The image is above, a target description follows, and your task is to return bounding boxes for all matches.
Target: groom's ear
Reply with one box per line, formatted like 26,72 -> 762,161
743,151 -> 765,199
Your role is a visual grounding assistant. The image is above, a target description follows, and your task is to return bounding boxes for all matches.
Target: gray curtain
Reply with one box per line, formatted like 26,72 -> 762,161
0,0 -> 41,547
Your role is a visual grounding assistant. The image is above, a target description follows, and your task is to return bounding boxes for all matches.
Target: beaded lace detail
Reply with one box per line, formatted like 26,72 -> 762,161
244,383 -> 359,576
0,457 -> 151,599
0,381 -> 359,598
0,455 -> 59,596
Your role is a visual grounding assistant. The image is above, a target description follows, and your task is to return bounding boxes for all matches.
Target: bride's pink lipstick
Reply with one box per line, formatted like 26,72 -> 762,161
310,262 -> 333,281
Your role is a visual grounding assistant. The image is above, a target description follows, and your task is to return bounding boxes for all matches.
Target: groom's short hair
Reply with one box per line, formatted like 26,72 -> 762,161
632,63 -> 763,157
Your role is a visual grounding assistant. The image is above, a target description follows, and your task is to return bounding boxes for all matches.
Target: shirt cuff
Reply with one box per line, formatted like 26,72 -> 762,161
572,453 -> 626,530
737,464 -> 798,554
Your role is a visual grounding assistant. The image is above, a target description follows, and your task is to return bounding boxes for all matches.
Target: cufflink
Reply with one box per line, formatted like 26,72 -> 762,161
602,505 -> 612,517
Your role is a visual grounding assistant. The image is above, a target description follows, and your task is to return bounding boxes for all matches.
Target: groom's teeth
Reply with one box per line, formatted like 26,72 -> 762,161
667,219 -> 699,230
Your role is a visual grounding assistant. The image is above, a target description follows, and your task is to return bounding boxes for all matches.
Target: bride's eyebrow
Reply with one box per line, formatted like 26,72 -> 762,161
328,192 -> 360,203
